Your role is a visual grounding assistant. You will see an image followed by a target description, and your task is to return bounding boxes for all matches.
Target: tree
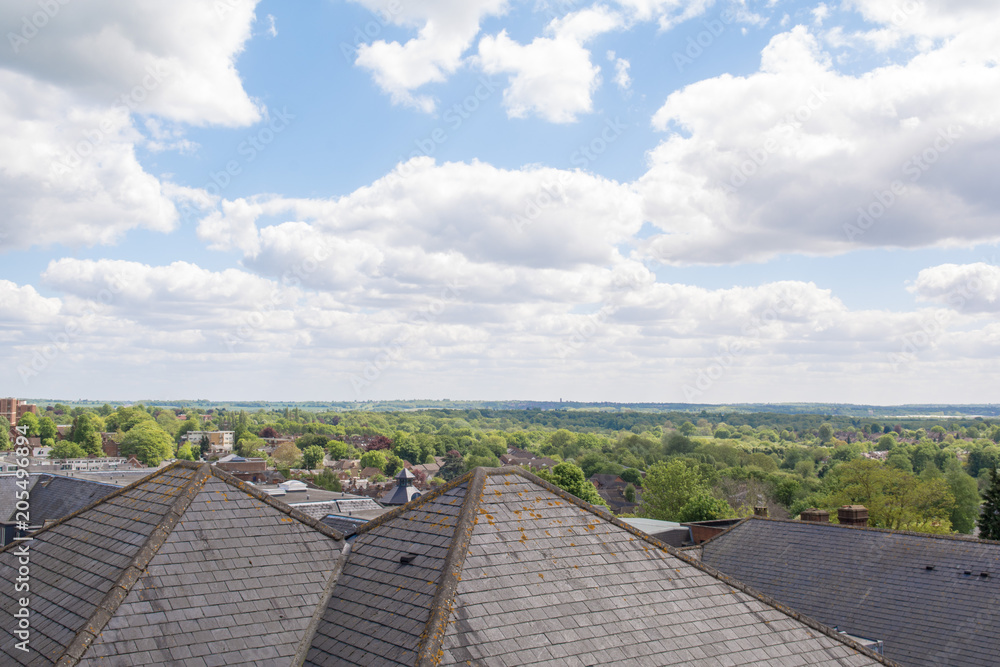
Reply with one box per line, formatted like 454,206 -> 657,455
273,442 -> 301,468
677,490 -> 735,523
640,460 -> 708,521
176,443 -> 197,461
360,449 -> 387,472
620,468 -> 642,486
296,433 -> 330,450
301,445 -> 325,470
0,416 -> 9,450
17,412 -> 40,437
393,435 -> 424,465
50,441 -> 88,459
104,406 -> 153,433
439,450 -> 464,480
624,483 -> 636,503
678,421 -> 696,436
118,422 -> 174,466
977,468 -> 1000,540
946,465 -> 981,534
535,462 -> 607,507
236,435 -> 265,458
823,459 -> 954,533
71,413 -> 104,457
38,416 -> 58,442
384,453 -> 405,477
818,423 -> 834,444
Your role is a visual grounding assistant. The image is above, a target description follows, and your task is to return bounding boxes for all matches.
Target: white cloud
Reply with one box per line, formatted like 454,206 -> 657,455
348,0 -> 508,112
607,50 -> 632,90
613,0 -> 715,29
638,23 -> 1000,264
477,6 -> 624,122
910,263 -> 1000,314
0,70 -> 179,251
0,0 -> 263,127
0,280 -> 62,324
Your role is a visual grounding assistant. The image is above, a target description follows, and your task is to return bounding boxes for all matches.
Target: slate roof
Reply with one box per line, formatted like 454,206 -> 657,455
698,517 -> 1000,667
319,514 -> 371,538
25,475 -> 119,526
0,461 -> 345,666
303,467 -> 893,667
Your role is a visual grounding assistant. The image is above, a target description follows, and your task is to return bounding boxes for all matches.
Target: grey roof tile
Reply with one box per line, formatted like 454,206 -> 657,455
304,467 -> 892,667
700,517 -> 1000,667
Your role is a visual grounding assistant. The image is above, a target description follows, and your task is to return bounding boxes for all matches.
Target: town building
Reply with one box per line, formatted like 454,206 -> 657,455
180,430 -> 235,454
0,398 -> 37,428
0,461 -> 344,665
693,514 -> 1000,666
301,467 -> 891,666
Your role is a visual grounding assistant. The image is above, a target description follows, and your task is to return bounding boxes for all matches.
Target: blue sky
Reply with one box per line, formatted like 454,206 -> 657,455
1,0 -> 998,403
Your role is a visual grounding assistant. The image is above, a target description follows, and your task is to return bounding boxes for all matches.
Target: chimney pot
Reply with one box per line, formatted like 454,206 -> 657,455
753,505 -> 768,518
800,508 -> 830,523
837,505 -> 869,527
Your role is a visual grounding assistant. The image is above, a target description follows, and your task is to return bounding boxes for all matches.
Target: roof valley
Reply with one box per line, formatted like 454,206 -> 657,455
57,462 -> 213,665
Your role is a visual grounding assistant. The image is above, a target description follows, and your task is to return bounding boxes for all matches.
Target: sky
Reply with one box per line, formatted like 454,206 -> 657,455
1,0 -> 998,404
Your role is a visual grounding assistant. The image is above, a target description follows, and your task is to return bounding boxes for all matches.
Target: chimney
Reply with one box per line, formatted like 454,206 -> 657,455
753,505 -> 769,518
800,508 -> 830,523
838,505 -> 869,527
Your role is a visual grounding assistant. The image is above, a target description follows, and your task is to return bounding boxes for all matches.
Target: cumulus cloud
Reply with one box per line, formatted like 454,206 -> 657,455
0,70 -> 179,251
476,6 -> 624,122
910,263 -> 1000,314
0,0 -> 262,126
637,23 -> 1000,264
613,0 -> 715,29
348,0 -> 508,112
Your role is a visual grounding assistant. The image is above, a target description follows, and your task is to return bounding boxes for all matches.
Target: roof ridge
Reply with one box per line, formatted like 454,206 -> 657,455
487,467 -> 899,666
0,461 -> 196,556
415,467 -> 488,667
56,461 -> 213,666
207,465 -> 344,542
744,515 -> 1000,544
352,467 -> 478,537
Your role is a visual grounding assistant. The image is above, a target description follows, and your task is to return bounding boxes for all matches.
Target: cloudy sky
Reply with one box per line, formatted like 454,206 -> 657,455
1,0 -> 998,404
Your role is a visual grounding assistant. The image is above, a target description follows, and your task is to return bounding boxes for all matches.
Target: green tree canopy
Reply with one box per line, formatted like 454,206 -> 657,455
301,445 -> 326,470
118,422 -> 174,466
17,412 -> 40,437
535,462 -> 607,507
70,413 -> 104,457
945,464 -> 981,534
977,468 -> 1000,540
677,490 -> 736,523
640,459 -> 708,522
105,406 -> 153,433
0,416 -> 10,450
50,440 -> 88,459
176,443 -> 197,462
360,449 -> 388,472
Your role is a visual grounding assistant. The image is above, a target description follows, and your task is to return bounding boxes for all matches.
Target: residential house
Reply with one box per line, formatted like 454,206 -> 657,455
694,514 -> 1000,666
0,473 -> 119,545
0,398 -> 37,428
301,467 -> 891,666
0,461 -> 344,665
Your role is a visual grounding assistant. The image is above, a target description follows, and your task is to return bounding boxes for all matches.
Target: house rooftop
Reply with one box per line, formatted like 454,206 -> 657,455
303,467 -> 893,666
697,516 -> 1000,667
0,461 -> 344,666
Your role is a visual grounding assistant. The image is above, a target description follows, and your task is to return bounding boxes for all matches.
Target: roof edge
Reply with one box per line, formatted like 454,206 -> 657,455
207,465 -> 345,542
57,461 -> 214,665
0,461 -> 196,556
732,514 -> 1000,544
494,467 -> 900,667
415,467 -> 488,667
352,468 -> 478,537
684,516 -> 752,550
292,542 -> 352,666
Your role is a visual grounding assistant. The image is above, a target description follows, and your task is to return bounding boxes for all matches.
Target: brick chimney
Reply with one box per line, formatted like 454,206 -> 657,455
800,508 -> 830,523
837,505 -> 869,527
753,505 -> 769,518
